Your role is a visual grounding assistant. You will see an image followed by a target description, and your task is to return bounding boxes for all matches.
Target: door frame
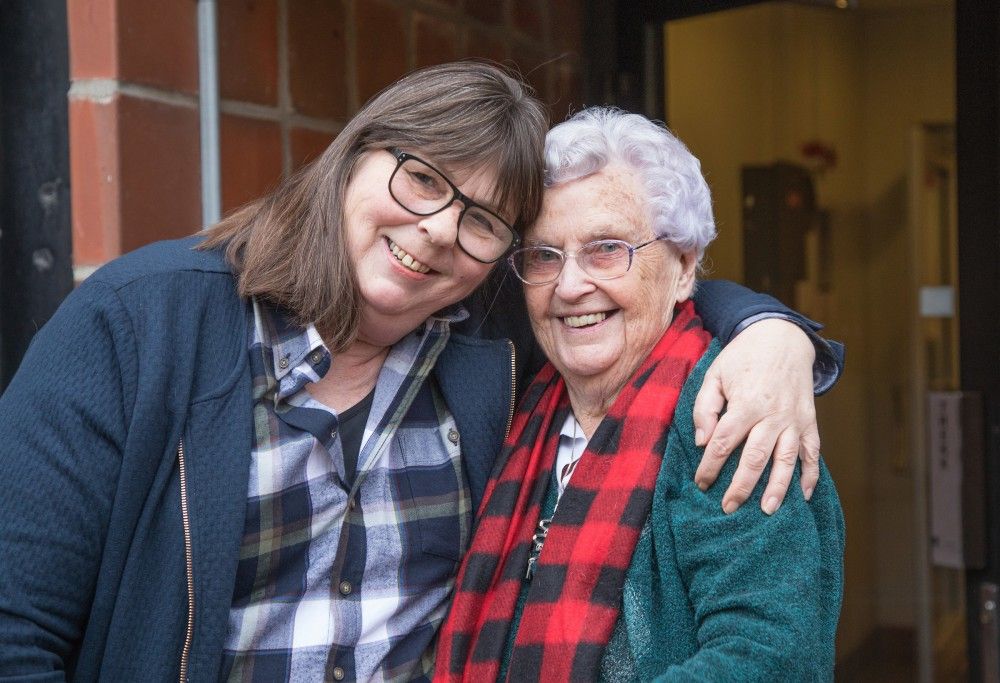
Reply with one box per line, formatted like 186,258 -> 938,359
955,3 -> 1000,681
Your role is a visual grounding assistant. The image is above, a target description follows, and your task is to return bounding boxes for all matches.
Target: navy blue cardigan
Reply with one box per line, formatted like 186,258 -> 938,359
0,238 -> 840,681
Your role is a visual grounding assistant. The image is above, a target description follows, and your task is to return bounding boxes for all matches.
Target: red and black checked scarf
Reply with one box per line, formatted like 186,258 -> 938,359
435,301 -> 710,682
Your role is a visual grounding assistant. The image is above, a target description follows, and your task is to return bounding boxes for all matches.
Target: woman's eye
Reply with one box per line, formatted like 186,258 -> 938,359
466,209 -> 496,233
534,249 -> 560,263
409,170 -> 440,189
594,241 -> 624,255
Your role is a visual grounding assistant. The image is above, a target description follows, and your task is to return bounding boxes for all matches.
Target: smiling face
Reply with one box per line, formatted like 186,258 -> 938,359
343,149 -> 502,347
524,165 -> 697,404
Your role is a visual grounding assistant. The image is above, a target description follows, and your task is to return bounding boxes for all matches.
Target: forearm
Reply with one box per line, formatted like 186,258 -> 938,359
693,279 -> 843,395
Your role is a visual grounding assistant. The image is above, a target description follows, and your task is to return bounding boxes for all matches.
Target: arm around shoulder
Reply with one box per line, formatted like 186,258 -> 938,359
693,279 -> 844,393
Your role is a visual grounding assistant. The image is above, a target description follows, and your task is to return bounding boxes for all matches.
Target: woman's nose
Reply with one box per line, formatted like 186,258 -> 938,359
417,201 -> 462,247
554,255 -> 596,299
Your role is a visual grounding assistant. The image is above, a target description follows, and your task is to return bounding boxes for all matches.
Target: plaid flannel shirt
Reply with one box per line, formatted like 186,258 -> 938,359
221,299 -> 472,682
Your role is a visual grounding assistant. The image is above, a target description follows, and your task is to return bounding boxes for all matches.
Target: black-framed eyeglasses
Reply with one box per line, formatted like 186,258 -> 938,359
386,148 -> 519,264
507,237 -> 667,285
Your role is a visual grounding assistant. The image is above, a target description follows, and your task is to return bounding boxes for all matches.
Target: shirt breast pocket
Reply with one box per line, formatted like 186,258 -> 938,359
395,427 -> 471,565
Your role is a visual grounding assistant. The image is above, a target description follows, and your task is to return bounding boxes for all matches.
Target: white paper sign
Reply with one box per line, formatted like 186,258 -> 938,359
928,392 -> 964,569
920,286 -> 955,318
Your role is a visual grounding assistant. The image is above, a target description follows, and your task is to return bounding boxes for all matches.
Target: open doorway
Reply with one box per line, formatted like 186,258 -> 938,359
660,1 -> 956,679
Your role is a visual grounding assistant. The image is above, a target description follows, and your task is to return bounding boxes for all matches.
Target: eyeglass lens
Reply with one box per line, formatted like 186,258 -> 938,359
389,156 -> 514,262
512,240 -> 634,284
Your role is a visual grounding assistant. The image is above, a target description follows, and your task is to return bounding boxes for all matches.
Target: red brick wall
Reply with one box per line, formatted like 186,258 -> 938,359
67,0 -> 585,270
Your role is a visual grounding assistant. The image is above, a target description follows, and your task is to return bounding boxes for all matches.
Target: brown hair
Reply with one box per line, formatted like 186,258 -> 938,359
200,60 -> 548,351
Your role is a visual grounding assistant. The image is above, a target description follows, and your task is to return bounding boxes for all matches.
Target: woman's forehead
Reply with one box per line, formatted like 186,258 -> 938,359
528,170 -> 650,243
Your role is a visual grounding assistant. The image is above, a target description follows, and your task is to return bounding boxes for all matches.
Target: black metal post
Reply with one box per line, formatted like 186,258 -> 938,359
956,1 -> 1000,679
0,0 -> 74,390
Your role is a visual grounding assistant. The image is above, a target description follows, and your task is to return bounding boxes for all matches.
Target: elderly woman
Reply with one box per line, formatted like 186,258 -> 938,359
0,64 -> 836,681
436,108 -> 844,682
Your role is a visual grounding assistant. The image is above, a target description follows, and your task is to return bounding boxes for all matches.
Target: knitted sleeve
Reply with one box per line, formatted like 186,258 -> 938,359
652,347 -> 845,682
0,278 -> 137,676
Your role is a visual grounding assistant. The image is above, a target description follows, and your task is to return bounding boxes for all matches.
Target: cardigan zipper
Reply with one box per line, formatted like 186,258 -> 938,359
504,339 -> 516,441
177,439 -> 195,683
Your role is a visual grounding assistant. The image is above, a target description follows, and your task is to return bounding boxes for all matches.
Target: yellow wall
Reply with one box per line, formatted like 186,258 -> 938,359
666,0 -> 954,657
861,4 -> 955,630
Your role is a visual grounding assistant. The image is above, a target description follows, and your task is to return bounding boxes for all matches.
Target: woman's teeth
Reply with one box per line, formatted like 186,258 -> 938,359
563,312 -> 607,328
388,240 -> 431,274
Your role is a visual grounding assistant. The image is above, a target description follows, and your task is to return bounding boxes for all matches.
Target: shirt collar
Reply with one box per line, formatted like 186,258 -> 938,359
429,303 -> 469,324
559,412 -> 585,441
252,299 -> 330,388
253,300 -> 468,395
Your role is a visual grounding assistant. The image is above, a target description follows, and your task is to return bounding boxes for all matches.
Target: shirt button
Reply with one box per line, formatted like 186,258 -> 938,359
309,350 -> 323,364
447,428 -> 460,444
339,580 -> 353,596
330,427 -> 338,438
332,666 -> 345,681
277,357 -> 289,369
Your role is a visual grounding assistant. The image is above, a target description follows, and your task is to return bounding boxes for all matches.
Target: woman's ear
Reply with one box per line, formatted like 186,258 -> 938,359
675,249 -> 698,302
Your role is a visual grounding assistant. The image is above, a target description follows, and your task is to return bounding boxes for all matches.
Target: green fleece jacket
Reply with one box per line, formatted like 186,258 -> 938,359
599,341 -> 845,682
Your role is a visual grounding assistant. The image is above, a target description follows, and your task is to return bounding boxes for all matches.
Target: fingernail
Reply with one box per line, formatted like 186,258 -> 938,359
695,429 -> 705,446
763,496 -> 779,515
804,487 -> 814,501
723,500 -> 738,515
696,479 -> 708,492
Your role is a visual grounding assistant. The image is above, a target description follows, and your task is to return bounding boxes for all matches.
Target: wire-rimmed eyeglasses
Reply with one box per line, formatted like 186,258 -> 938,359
507,237 -> 666,285
386,148 -> 518,264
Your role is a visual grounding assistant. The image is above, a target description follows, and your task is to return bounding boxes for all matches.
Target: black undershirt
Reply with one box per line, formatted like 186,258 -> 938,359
338,388 -> 375,485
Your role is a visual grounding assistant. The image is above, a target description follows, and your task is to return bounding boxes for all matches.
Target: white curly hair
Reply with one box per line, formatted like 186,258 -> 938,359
543,107 -> 716,261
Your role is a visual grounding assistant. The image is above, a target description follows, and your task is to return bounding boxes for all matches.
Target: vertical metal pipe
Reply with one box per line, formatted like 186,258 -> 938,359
197,0 -> 221,227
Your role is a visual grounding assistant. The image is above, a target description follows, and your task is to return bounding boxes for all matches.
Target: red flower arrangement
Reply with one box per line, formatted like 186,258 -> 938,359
800,140 -> 838,174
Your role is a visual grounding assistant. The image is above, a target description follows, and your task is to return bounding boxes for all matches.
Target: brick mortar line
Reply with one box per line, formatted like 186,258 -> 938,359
69,79 -> 200,108
405,4 -> 416,73
406,2 -> 556,64
220,100 -> 342,132
68,78 -> 340,132
284,115 -> 342,134
346,0 -> 359,112
68,79 -> 118,103
394,0 -> 534,38
73,264 -> 103,282
541,0 -> 555,101
277,0 -> 293,176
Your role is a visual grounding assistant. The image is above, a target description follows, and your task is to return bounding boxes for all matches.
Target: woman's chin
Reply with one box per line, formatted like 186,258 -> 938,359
359,278 -> 425,316
357,290 -> 434,343
555,351 -> 621,386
